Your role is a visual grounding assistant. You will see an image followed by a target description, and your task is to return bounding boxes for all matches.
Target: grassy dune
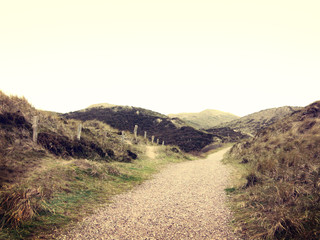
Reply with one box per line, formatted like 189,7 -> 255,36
0,91 -> 191,239
168,109 -> 239,129
224,101 -> 320,239
219,106 -> 301,136
64,105 -> 215,153
1,145 -> 189,240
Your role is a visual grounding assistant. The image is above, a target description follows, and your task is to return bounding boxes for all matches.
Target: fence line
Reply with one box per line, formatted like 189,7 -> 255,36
31,118 -> 166,148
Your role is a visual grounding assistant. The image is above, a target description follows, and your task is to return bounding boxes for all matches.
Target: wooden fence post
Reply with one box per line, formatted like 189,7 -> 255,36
32,116 -> 39,143
134,125 -> 138,140
162,141 -> 164,146
121,131 -> 125,159
151,136 -> 154,144
144,131 -> 147,139
156,139 -> 159,145
77,123 -> 82,140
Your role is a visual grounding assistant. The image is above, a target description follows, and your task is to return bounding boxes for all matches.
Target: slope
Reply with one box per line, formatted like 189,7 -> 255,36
168,109 -> 239,129
63,105 -> 215,153
0,91 -> 190,239
217,106 -> 301,136
225,101 -> 320,239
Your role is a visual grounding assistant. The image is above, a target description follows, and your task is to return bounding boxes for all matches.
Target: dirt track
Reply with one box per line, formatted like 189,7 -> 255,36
55,148 -> 240,240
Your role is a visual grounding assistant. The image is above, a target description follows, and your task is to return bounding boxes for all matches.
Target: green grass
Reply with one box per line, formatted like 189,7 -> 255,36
0,145 -> 191,240
224,187 -> 236,194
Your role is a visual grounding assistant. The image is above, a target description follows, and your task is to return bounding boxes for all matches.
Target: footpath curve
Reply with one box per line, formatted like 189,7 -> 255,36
55,147 -> 240,240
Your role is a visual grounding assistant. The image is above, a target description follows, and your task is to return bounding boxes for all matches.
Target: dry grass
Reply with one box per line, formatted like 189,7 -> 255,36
168,109 -> 239,129
219,106 -> 301,136
0,188 -> 52,229
225,101 -> 320,240
0,92 -> 37,122
0,144 -> 189,239
0,91 -> 192,239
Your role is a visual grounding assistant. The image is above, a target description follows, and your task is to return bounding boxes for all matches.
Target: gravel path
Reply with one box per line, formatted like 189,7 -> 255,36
55,148 -> 240,240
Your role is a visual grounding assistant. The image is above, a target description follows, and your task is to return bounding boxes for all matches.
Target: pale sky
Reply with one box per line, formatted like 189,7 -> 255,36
1,0 -> 319,116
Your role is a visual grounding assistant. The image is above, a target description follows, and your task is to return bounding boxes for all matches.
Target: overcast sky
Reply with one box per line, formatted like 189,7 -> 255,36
1,0 -> 319,116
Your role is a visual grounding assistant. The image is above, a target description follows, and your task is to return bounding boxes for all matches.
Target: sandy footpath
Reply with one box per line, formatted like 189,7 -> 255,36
54,147 -> 240,240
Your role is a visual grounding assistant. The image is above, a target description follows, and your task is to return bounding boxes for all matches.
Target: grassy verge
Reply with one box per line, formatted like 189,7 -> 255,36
222,153 -> 255,238
223,149 -> 320,240
0,145 -> 191,240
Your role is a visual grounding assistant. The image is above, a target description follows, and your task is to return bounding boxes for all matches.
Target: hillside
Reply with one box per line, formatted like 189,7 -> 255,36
87,103 -> 116,108
205,127 -> 250,142
0,92 -> 190,239
217,106 -> 301,136
0,91 -> 143,191
63,105 -> 215,153
168,109 -> 239,129
226,101 -> 320,239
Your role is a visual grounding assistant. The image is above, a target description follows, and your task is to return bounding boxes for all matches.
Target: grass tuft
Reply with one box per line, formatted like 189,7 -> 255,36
224,102 -> 320,239
0,188 -> 52,229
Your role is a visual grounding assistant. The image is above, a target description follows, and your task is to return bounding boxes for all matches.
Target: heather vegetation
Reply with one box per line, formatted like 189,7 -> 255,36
64,105 -> 215,152
2,89 -> 319,240
224,101 -> 320,239
0,91 -> 191,239
205,126 -> 249,142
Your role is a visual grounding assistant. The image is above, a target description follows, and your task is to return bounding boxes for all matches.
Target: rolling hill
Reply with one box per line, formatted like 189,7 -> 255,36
168,109 -> 239,129
63,104 -> 215,153
205,126 -> 250,142
0,93 -> 140,188
226,101 -> 320,239
0,91 -> 190,239
216,106 -> 302,136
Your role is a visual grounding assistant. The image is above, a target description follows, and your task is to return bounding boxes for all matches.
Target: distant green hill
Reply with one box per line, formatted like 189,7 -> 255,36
168,109 -> 239,129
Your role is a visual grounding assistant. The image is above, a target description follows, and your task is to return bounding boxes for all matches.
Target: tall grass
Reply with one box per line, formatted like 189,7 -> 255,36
225,102 -> 320,239
0,188 -> 52,229
1,91 -> 191,239
0,144 -> 190,239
